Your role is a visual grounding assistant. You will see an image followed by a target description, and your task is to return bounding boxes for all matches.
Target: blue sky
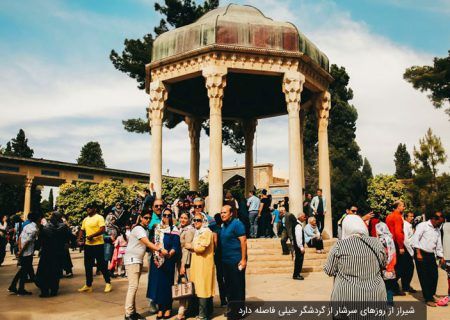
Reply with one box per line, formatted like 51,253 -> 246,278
0,0 -> 449,189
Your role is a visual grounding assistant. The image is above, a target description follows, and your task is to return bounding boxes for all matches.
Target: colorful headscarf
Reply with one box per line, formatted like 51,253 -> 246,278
153,210 -> 179,268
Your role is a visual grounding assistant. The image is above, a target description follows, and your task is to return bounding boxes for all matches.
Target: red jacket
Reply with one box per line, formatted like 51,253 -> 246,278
386,210 -> 404,250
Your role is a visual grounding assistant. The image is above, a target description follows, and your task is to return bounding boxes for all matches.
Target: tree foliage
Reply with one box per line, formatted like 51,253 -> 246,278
2,129 -> 34,158
404,50 -> 450,118
394,143 -> 412,179
77,141 -> 106,168
413,128 -> 447,180
362,157 -> 373,180
367,174 -> 411,219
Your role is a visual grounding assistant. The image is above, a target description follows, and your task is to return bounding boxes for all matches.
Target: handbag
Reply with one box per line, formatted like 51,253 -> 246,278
171,274 -> 195,300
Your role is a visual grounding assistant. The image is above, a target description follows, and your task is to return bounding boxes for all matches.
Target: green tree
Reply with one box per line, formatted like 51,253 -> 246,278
77,141 -> 106,168
404,51 -> 450,118
394,143 -> 412,179
48,188 -> 54,210
367,174 -> 411,218
304,65 -> 370,219
413,128 -> 447,181
362,157 -> 373,180
0,129 -> 37,215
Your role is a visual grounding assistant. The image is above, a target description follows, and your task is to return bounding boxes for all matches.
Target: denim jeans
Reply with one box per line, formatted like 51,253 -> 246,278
248,211 -> 258,238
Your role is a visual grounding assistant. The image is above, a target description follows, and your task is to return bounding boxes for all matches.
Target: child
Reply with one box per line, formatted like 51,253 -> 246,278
109,230 -> 128,277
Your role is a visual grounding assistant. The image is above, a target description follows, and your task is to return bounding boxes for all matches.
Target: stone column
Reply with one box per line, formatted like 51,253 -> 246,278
300,110 -> 306,188
148,80 -> 168,199
243,118 -> 258,196
23,177 -> 33,217
185,116 -> 202,192
282,71 -> 305,216
316,91 -> 333,239
202,65 -> 227,215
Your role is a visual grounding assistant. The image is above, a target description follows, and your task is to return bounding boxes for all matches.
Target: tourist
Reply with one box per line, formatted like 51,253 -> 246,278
147,208 -> 180,319
110,229 -> 128,277
8,212 -> 40,295
141,183 -> 156,212
386,200 -> 406,295
35,211 -> 71,297
374,218 -> 397,304
246,190 -> 260,238
236,193 -> 250,238
0,215 -> 7,266
310,188 -> 326,234
411,211 -> 445,307
293,213 -> 307,280
271,204 -> 280,238
183,199 -> 192,216
258,189 -> 271,238
149,198 -> 164,231
304,217 -> 324,254
280,206 -> 296,255
337,207 -> 352,240
302,193 -> 312,217
186,212 -> 216,320
105,211 -> 119,272
402,212 -> 417,293
224,191 -> 239,213
211,213 -> 227,307
176,212 -> 195,320
324,215 -> 387,306
78,203 -> 112,293
124,209 -> 165,320
220,205 -> 247,318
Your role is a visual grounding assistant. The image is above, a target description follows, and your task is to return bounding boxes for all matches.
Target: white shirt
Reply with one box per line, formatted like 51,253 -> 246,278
411,221 -> 444,258
20,222 -> 38,257
294,220 -> 304,250
403,220 -> 414,256
124,225 -> 149,265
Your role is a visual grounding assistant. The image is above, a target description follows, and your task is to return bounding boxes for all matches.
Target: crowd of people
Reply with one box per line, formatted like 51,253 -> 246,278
1,184 -> 449,319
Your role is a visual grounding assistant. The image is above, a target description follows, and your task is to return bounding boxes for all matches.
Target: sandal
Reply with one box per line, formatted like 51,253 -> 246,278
426,301 -> 437,307
437,296 -> 449,307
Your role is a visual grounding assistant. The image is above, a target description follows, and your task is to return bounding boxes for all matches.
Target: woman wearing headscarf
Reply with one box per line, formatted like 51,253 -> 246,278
186,212 -> 216,320
147,208 -> 181,319
324,215 -> 387,312
176,212 -> 195,320
35,211 -> 71,297
375,219 -> 397,305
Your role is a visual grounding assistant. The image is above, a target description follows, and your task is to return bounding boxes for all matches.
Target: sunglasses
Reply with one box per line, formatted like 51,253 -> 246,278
193,219 -> 203,223
154,205 -> 163,208
351,210 -> 357,213
142,216 -> 151,220
163,214 -> 172,218
194,205 -> 203,209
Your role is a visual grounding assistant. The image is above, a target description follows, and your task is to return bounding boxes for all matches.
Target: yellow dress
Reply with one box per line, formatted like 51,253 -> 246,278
190,229 -> 215,298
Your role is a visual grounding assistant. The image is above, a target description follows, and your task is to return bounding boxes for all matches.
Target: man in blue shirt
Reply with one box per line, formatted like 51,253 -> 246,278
220,205 -> 247,318
246,190 -> 260,238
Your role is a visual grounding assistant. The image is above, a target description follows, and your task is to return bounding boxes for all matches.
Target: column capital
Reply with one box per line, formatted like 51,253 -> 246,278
185,116 -> 202,144
316,91 -> 331,129
283,71 -> 305,113
25,177 -> 33,188
202,65 -> 227,110
148,80 -> 168,124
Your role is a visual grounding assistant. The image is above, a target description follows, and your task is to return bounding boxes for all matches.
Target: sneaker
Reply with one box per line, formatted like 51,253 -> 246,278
17,289 -> 32,296
132,313 -> 146,320
104,283 -> 113,293
293,275 -> 304,280
149,301 -> 157,314
78,285 -> 93,293
8,287 -> 17,294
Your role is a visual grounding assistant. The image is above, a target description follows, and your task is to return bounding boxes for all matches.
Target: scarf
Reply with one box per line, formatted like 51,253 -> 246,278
375,221 -> 396,278
153,222 -> 179,268
341,215 -> 369,240
194,213 -> 210,238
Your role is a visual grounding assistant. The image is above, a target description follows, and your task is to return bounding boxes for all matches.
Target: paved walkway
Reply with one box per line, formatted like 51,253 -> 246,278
0,251 -> 448,319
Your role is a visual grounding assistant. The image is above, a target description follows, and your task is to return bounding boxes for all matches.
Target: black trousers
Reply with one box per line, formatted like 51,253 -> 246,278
215,255 -> 227,304
398,252 -> 415,291
10,255 -> 33,291
316,214 -> 324,234
280,228 -> 290,254
414,250 -> 438,302
0,237 -> 7,265
307,238 -> 324,250
293,246 -> 305,277
84,244 -> 110,286
223,262 -> 246,320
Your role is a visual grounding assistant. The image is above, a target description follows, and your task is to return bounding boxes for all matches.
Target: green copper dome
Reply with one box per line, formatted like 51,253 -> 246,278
151,4 -> 329,71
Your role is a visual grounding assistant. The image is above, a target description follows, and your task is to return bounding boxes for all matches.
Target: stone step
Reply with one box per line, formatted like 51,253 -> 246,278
246,266 -> 323,274
247,252 -> 328,262
248,259 -> 326,268
247,239 -> 336,250
249,248 -> 328,255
